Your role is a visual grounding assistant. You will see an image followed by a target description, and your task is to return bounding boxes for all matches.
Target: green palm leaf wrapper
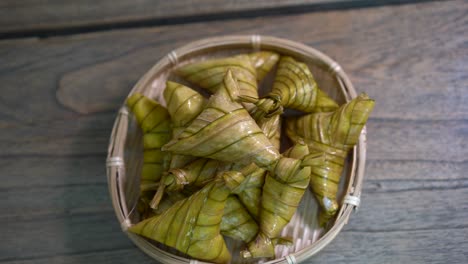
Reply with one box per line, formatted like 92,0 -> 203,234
242,56 -> 339,126
127,93 -> 172,187
248,51 -> 280,81
146,82 -> 207,209
220,195 -> 259,243
128,171 -> 246,264
162,70 -> 280,169
270,56 -> 339,112
242,144 -> 324,258
176,52 -> 279,110
286,93 -> 375,226
232,163 -> 266,220
126,93 -> 172,215
150,158 -> 235,208
163,81 -> 206,170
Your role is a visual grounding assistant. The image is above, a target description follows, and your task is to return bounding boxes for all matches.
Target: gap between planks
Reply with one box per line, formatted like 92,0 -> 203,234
0,0 -> 439,40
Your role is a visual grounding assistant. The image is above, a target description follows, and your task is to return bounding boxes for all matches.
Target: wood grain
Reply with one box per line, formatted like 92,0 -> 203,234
0,1 -> 467,263
0,0 -> 351,36
2,186 -> 466,260
1,1 -> 464,119
0,156 -> 107,189
0,0 -> 426,37
2,226 -> 467,263
316,228 -> 468,263
0,214 -> 133,262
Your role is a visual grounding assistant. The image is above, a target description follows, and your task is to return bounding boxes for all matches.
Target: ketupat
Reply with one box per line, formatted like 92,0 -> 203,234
164,81 -> 206,135
242,144 -> 323,258
176,52 -> 279,110
220,195 -> 259,243
129,171 -> 246,264
126,93 -> 172,214
163,81 -> 206,170
176,54 -> 258,100
162,70 -> 280,169
286,93 -> 375,226
144,81 -> 208,209
270,56 -> 338,112
150,158 -> 234,208
241,56 -> 339,122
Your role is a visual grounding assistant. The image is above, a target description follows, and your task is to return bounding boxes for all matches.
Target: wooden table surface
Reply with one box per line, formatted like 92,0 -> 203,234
1,1 -> 467,263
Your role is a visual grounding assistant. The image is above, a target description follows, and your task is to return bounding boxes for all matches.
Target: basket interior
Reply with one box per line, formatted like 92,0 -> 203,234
119,41 -> 355,263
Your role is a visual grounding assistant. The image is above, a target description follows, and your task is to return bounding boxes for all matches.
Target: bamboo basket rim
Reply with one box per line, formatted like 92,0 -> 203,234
106,35 -> 366,264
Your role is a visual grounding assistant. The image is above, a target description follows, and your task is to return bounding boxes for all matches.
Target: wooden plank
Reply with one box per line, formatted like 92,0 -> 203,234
0,214 -> 134,262
0,1 -> 465,119
1,163 -> 466,259
0,1 -> 465,158
366,120 -> 468,162
0,184 -> 112,222
2,157 -> 466,229
316,228 -> 468,263
1,116 -> 466,162
2,228 -> 467,263
3,156 -> 466,226
0,156 -> 107,189
352,188 -> 468,231
0,1 -> 466,263
0,248 -> 152,264
366,159 -> 467,182
0,0 -> 421,37
0,114 -> 113,156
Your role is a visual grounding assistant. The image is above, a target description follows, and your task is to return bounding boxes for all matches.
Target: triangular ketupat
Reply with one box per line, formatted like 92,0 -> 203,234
126,93 -> 172,190
176,54 -> 259,99
242,144 -> 323,258
270,56 -> 339,113
163,81 -> 205,172
163,70 -> 280,169
128,172 -> 246,264
164,81 -> 206,132
242,56 -> 339,121
286,93 -> 375,225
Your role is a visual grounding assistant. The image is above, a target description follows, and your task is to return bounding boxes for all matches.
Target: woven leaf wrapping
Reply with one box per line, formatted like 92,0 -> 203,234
270,56 -> 338,112
232,163 -> 266,220
286,93 -> 375,225
220,195 -> 259,243
164,81 -> 206,132
242,144 -> 322,258
129,172 -> 246,264
167,159 -> 230,192
176,54 -> 258,99
248,51 -> 280,81
176,52 -> 279,110
163,70 -> 280,169
163,81 -> 206,170
149,159 -> 235,209
126,93 -> 172,189
255,112 -> 282,151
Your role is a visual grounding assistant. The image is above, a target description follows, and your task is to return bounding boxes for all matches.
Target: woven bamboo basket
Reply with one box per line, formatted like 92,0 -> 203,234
106,35 -> 366,264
